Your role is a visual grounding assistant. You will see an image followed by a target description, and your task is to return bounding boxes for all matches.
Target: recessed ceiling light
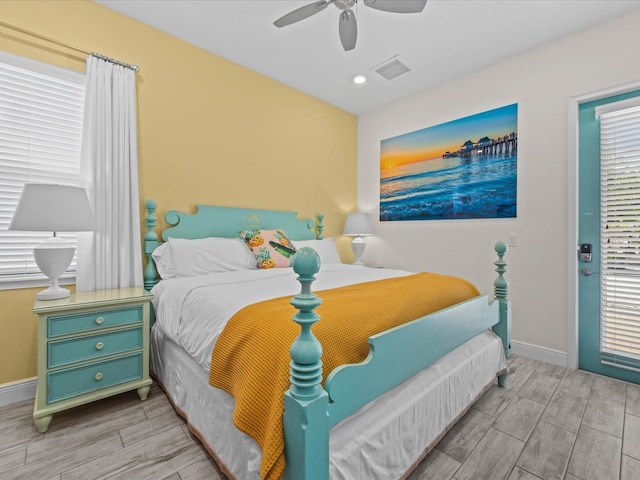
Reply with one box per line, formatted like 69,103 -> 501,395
353,75 -> 367,85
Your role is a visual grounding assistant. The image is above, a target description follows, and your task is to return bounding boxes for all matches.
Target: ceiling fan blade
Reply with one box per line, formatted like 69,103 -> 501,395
339,9 -> 357,51
363,0 -> 427,14
273,1 -> 331,27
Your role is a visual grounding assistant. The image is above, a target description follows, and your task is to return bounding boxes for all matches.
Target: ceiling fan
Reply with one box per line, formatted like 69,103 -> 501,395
273,0 -> 428,51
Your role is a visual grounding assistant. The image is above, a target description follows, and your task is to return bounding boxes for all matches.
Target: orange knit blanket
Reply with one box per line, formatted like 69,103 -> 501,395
209,272 -> 479,480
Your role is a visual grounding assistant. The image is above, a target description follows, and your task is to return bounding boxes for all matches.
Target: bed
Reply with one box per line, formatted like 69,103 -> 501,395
142,200 -> 511,480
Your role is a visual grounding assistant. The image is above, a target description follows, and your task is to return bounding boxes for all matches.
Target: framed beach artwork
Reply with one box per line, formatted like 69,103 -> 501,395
380,103 -> 518,221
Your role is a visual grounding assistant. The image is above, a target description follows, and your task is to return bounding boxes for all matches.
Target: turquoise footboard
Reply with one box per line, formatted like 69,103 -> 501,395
283,244 -> 510,480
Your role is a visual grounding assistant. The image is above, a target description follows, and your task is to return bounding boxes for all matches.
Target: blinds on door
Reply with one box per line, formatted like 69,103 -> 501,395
0,52 -> 85,286
597,97 -> 640,371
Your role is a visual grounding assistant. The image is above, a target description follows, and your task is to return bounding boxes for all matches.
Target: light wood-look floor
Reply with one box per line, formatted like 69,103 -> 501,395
2,355 -> 640,480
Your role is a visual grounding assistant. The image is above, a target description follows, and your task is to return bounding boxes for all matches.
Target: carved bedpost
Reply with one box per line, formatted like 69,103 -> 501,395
492,241 -> 511,387
316,213 -> 324,239
143,199 -> 159,291
283,247 -> 329,480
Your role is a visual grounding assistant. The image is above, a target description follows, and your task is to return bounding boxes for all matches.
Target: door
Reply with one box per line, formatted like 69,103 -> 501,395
578,90 -> 640,383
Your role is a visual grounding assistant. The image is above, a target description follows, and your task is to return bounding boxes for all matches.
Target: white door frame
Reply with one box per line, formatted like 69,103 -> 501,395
567,79 -> 640,369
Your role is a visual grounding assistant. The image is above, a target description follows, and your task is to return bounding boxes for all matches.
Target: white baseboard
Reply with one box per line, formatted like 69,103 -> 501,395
511,340 -> 568,367
0,377 -> 37,408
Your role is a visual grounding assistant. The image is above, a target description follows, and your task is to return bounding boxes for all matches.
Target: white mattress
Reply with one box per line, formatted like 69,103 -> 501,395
149,264 -> 507,479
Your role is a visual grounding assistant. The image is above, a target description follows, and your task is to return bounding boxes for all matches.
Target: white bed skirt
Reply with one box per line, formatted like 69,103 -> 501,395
150,326 -> 506,480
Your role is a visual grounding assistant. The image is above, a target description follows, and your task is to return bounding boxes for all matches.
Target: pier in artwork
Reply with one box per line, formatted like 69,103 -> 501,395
444,132 -> 518,159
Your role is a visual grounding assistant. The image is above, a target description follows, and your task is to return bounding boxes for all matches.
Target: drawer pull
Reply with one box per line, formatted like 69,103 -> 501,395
95,316 -> 104,325
95,342 -> 104,350
95,372 -> 104,381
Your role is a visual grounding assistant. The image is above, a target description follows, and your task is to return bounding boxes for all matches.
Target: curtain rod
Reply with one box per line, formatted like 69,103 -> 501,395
0,20 -> 140,73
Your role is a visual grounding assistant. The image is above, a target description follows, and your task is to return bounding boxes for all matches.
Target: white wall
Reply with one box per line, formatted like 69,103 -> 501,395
357,11 -> 640,355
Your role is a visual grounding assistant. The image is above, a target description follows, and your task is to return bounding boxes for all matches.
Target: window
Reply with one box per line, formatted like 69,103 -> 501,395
0,51 -> 85,289
597,97 -> 640,371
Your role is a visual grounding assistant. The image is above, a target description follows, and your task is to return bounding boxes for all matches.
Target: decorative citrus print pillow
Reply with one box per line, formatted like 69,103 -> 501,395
238,229 -> 297,269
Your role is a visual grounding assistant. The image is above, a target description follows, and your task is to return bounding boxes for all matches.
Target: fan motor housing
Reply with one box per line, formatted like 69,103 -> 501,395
335,0 -> 356,10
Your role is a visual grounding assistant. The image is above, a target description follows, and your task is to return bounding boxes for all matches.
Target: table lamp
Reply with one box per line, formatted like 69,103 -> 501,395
9,183 -> 94,300
343,212 -> 373,265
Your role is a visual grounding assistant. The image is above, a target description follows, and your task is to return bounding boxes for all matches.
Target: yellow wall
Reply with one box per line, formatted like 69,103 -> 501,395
0,1 -> 357,385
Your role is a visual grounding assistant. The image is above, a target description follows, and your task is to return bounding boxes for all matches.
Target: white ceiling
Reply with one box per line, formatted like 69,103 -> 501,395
95,0 -> 640,115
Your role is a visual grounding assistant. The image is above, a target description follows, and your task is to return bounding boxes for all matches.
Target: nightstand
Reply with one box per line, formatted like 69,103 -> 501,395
32,287 -> 153,433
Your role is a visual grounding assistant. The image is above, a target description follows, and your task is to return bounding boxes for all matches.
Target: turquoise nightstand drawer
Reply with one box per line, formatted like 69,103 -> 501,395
48,306 -> 143,338
47,353 -> 143,404
48,327 -> 143,368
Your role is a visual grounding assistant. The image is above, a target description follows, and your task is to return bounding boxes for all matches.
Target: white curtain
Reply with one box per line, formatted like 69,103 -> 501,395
77,55 -> 142,291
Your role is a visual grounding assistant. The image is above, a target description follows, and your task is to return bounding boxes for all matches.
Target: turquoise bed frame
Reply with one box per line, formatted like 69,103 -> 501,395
143,199 -> 511,480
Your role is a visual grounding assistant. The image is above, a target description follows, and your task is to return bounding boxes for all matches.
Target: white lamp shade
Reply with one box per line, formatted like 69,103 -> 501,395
343,212 -> 373,237
8,183 -> 94,300
9,183 -> 94,233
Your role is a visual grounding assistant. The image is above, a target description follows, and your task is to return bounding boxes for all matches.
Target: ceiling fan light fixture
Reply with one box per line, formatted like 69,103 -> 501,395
336,0 -> 356,10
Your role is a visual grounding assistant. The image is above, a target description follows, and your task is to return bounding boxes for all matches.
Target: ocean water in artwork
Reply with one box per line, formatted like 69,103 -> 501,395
380,152 -> 517,221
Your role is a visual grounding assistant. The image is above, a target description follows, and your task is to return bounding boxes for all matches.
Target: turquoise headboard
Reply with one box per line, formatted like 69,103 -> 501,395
143,200 -> 324,289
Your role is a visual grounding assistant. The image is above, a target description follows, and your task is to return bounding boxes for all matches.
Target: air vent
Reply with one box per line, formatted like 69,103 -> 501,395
373,56 -> 411,80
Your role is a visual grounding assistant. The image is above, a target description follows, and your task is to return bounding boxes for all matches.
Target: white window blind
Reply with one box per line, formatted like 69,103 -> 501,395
597,97 -> 640,371
0,51 -> 85,287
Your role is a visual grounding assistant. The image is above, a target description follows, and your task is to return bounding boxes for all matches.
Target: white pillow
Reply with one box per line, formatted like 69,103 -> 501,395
152,237 -> 258,279
293,238 -> 342,264
151,242 -> 176,279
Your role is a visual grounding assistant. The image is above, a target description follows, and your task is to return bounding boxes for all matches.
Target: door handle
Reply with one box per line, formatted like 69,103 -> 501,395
581,267 -> 599,276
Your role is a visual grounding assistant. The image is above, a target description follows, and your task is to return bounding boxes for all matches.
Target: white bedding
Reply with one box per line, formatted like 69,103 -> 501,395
151,264 -> 410,371
149,263 -> 507,479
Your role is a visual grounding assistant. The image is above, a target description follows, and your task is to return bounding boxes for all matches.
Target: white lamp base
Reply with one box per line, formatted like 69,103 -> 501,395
36,284 -> 71,300
33,237 -> 75,301
351,237 -> 366,265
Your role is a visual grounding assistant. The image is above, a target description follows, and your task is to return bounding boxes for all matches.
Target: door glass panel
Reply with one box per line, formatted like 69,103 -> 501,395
599,99 -> 640,371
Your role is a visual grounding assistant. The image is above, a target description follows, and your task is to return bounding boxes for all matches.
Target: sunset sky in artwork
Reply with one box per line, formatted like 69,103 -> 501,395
380,104 -> 518,170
